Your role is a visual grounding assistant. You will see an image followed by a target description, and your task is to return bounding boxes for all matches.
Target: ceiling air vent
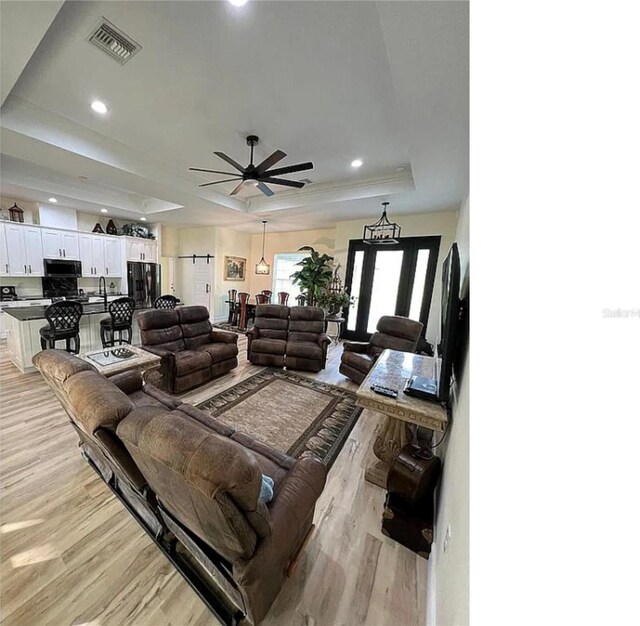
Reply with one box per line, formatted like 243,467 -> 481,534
87,18 -> 141,65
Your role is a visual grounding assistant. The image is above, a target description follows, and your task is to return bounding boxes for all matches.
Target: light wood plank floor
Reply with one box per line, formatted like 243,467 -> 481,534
0,337 -> 427,626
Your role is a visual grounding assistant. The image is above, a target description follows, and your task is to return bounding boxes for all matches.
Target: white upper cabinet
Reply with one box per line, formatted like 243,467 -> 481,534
5,224 -> 44,276
41,228 -> 80,260
78,233 -> 95,277
0,223 -> 8,276
104,237 -> 122,277
125,236 -> 157,263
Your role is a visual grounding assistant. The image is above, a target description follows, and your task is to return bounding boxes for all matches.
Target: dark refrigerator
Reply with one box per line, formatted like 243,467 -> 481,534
127,262 -> 161,308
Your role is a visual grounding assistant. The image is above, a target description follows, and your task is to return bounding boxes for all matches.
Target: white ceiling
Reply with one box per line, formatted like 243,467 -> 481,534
0,1 -> 469,233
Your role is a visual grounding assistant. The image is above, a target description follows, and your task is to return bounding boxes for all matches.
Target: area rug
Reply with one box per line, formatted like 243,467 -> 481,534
196,369 -> 362,469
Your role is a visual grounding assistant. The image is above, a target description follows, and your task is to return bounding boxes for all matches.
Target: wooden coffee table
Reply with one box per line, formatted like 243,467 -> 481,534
355,349 -> 448,488
79,344 -> 161,379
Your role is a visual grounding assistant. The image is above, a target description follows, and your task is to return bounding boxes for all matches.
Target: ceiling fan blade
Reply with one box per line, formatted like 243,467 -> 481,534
230,181 -> 245,196
199,178 -> 244,187
257,182 -> 275,197
261,177 -> 305,189
255,150 -> 287,176
214,151 -> 246,173
190,167 -> 240,176
263,161 -> 313,178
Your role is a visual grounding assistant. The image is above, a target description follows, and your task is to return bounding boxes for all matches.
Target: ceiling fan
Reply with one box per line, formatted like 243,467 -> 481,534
190,135 -> 313,197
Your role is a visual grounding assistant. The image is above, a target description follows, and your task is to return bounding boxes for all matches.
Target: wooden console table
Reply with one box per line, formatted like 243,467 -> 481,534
355,349 -> 448,488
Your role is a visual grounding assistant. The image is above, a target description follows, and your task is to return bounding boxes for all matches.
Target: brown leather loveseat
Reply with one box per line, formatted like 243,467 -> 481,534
339,315 -> 424,384
138,305 -> 239,393
247,304 -> 330,372
33,349 -> 327,626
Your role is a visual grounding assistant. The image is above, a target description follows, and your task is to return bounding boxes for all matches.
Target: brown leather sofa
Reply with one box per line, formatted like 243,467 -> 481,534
33,349 -> 327,626
138,305 -> 239,394
339,315 -> 424,384
247,305 -> 330,372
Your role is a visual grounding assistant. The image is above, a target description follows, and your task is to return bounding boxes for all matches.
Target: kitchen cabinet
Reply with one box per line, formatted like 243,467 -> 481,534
5,224 -> 44,276
0,223 -> 8,276
103,237 -> 122,277
125,236 -> 157,263
41,228 -> 80,260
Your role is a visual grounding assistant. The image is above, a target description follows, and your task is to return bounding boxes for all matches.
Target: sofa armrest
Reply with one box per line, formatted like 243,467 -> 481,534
343,341 -> 369,353
210,330 -> 239,345
142,346 -> 175,358
317,332 -> 331,348
109,370 -> 143,395
246,327 -> 260,340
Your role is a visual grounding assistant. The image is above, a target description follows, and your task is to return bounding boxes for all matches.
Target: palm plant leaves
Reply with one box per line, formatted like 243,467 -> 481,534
290,246 -> 335,304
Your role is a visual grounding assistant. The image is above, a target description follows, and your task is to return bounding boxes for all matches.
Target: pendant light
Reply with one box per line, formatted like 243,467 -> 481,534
255,220 -> 270,275
363,201 -> 401,244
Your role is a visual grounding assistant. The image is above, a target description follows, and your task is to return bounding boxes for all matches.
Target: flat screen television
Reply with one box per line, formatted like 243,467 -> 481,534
437,242 -> 462,406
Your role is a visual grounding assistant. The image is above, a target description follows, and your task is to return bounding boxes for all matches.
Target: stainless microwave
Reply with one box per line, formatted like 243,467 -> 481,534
44,259 -> 82,277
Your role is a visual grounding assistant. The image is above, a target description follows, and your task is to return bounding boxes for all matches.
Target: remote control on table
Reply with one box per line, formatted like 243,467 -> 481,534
371,384 -> 399,398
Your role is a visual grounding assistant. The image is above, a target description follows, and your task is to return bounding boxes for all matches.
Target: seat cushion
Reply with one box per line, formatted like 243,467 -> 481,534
251,338 -> 286,356
341,350 -> 376,373
286,340 -> 322,359
197,342 -> 238,363
173,349 -> 212,375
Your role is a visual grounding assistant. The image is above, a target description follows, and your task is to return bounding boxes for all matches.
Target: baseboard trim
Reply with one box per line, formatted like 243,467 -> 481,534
427,548 -> 437,626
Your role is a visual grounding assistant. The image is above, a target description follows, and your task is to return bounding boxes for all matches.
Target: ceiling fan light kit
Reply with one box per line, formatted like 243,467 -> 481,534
190,135 -> 313,198
363,201 -> 402,244
256,220 -> 270,275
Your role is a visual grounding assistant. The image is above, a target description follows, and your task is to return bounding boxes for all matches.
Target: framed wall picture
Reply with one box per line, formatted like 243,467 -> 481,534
224,256 -> 246,281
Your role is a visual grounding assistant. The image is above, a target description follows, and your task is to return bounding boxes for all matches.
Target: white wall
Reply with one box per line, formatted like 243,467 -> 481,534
427,197 -> 469,625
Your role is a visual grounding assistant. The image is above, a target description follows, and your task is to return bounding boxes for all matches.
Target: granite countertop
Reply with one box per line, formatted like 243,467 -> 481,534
4,303 -> 153,321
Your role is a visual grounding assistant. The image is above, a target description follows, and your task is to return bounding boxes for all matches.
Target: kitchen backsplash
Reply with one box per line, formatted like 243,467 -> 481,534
0,276 -> 124,298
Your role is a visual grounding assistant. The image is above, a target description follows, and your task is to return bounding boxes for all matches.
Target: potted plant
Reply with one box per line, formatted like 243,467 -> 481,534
316,290 -> 354,317
290,246 -> 334,306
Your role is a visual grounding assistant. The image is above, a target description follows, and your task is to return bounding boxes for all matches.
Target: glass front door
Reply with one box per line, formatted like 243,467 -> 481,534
343,236 -> 441,342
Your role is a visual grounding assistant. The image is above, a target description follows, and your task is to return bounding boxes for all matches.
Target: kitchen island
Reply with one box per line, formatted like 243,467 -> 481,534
4,303 -> 152,373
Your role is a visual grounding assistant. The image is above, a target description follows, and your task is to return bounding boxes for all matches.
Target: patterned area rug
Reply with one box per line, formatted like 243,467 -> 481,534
196,369 -> 362,469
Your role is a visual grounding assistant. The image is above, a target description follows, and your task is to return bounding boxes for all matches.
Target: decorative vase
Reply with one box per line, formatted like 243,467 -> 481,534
92,222 -> 105,234
106,219 -> 118,235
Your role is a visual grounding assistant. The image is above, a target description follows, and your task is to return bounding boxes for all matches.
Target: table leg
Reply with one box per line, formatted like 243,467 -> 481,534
364,414 -> 408,488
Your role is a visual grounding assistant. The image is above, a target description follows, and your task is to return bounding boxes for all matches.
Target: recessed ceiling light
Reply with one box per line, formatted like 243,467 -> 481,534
91,100 -> 108,114
228,0 -> 248,6
48,197 -> 57,203
140,217 -> 147,221
100,208 -> 108,213
351,159 -> 363,168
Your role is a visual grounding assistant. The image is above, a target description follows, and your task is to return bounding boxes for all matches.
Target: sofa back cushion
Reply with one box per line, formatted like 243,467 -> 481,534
138,309 -> 185,352
117,408 -> 267,561
63,370 -> 135,435
177,306 -> 213,349
369,315 -> 424,357
288,306 -> 325,343
254,304 -> 289,340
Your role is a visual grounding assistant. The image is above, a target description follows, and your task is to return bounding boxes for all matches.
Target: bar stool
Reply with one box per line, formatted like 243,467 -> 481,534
277,291 -> 289,305
261,290 -> 272,303
39,301 -> 83,354
100,297 -> 135,348
154,295 -> 179,309
255,293 -> 269,305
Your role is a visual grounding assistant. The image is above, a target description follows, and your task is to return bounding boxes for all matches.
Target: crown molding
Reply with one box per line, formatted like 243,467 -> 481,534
246,170 -> 414,213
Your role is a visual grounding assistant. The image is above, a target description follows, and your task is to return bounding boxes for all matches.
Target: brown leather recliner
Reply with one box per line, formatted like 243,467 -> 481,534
339,315 -> 424,384
247,305 -> 330,372
138,305 -> 239,394
33,349 -> 327,626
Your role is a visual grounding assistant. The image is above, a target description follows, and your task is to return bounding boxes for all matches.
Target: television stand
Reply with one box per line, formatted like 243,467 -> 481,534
355,349 -> 448,488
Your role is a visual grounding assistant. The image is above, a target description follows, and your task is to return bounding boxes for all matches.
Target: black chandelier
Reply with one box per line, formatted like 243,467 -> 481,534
255,220 -> 270,275
363,201 -> 401,244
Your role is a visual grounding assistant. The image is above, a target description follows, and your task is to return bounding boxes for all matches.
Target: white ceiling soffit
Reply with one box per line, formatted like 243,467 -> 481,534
0,1 -> 469,229
0,1 -> 64,105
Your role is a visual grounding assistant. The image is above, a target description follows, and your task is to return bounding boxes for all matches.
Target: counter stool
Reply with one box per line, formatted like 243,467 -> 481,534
39,301 -> 83,354
154,295 -> 179,309
277,291 -> 289,305
100,297 -> 135,348
255,293 -> 269,305
261,290 -> 272,303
